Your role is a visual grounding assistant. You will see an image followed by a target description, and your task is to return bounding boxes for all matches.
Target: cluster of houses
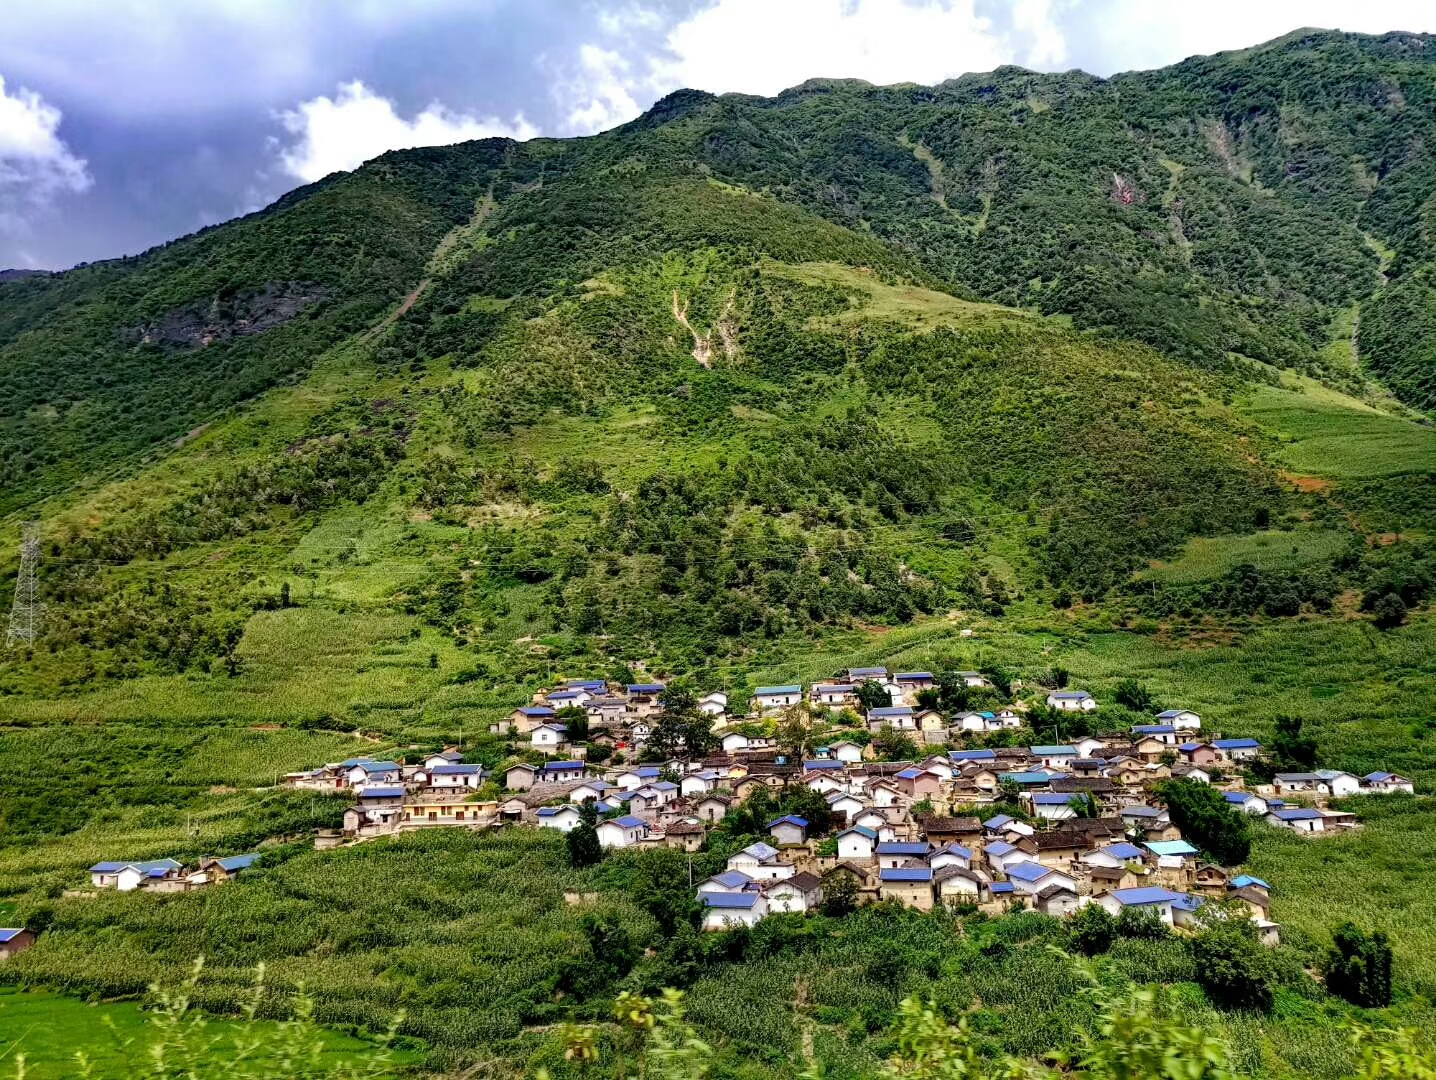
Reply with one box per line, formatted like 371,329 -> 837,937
83,853 -> 261,894
693,814 -> 1280,943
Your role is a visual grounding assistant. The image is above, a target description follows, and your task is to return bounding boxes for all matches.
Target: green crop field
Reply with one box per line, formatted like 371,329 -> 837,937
1140,528 -> 1354,584
0,988 -> 412,1080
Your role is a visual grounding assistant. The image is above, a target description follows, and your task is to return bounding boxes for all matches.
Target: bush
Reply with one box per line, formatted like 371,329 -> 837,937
1069,903 -> 1116,956
1325,922 -> 1394,1007
1155,778 -> 1251,865
1190,920 -> 1275,1012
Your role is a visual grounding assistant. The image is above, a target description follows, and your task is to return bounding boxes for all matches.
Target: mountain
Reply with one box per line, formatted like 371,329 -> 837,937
0,269 -> 48,283
2,28 -> 1436,1079
1,27 -> 1432,699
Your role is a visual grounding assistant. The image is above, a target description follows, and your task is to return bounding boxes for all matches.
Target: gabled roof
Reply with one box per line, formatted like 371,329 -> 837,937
89,858 -> 182,874
984,841 -> 1017,857
1132,724 -> 1176,735
353,760 -> 400,772
1110,886 -> 1178,906
1120,805 -> 1161,818
989,881 -> 1015,894
1229,874 -> 1271,891
1211,738 -> 1260,749
983,813 -> 1015,828
1364,771 -> 1398,782
1049,690 -> 1093,700
1270,808 -> 1322,820
627,683 -> 665,693
934,843 -> 972,859
1031,792 -> 1081,805
210,853 -> 260,872
876,841 -> 930,856
1170,892 -> 1204,912
738,842 -> 780,861
605,815 -> 647,829
1000,771 -> 1052,784
867,706 -> 913,718
565,679 -> 608,690
1144,840 -> 1198,857
621,766 -> 662,778
1030,745 -> 1077,756
804,759 -> 845,770
755,684 -> 802,695
703,870 -> 754,889
0,928 -> 28,942
1098,842 -> 1145,860
516,706 -> 556,717
1006,860 -> 1057,883
1223,791 -> 1261,804
537,806 -> 579,818
543,759 -> 585,771
880,867 -> 933,882
357,786 -> 405,798
430,763 -> 481,775
701,891 -> 760,909
768,815 -> 809,829
893,671 -> 934,681
848,666 -> 888,677
814,683 -> 856,692
951,750 -> 997,762
895,767 -> 923,780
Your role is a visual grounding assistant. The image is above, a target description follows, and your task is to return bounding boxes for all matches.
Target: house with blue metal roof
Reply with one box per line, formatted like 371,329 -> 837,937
1155,708 -> 1201,729
836,826 -> 878,860
597,815 -> 649,849
1210,737 -> 1261,761
89,858 -> 184,892
1363,771 -> 1414,794
536,805 -> 583,832
189,853 -> 261,885
866,705 -> 916,730
1266,807 -> 1325,833
0,927 -> 35,958
1096,886 -> 1179,923
700,890 -> 767,930
1047,690 -> 1096,712
879,866 -> 936,909
768,815 -> 809,845
1027,791 -> 1082,820
1223,790 -> 1268,815
875,841 -> 930,868
727,842 -> 794,881
1079,842 -> 1145,869
1004,860 -> 1076,896
427,762 -> 483,790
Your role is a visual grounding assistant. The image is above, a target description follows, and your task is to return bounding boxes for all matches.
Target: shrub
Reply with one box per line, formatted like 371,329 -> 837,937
1325,922 -> 1394,1007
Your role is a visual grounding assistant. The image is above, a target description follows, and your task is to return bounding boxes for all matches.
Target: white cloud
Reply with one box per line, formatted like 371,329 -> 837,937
0,74 -> 90,232
555,0 -> 1071,136
655,0 -> 1008,97
1066,0 -> 1436,75
562,45 -> 646,135
275,80 -> 538,183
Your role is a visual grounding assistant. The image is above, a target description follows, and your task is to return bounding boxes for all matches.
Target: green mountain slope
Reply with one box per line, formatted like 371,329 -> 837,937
0,28 -> 1433,702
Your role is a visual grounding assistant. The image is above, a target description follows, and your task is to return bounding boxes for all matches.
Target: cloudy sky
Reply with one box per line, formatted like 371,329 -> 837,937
2,0 -> 1434,270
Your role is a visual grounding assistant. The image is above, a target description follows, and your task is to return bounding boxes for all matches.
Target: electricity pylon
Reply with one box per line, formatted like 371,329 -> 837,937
6,521 -> 42,647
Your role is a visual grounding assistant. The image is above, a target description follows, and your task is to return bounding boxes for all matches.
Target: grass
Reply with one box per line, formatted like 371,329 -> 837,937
0,987 -> 411,1079
1249,795 -> 1436,997
1139,527 -> 1353,583
1244,382 -> 1436,480
767,260 -> 1037,330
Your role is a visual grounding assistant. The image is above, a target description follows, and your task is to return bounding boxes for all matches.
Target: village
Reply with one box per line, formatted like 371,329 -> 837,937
48,666 -> 1413,955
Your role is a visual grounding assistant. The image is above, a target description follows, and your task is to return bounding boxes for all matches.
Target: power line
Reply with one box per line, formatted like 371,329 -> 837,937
6,521 -> 43,647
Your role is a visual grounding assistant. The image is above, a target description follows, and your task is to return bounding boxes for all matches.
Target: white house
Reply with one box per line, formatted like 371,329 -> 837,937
426,763 -> 482,790
1047,691 -> 1097,712
1155,709 -> 1201,730
811,683 -> 857,709
701,891 -> 767,930
1030,745 -> 1079,770
763,872 -> 823,914
89,859 -> 182,890
614,767 -> 661,791
536,806 -> 583,832
344,760 -> 401,786
570,780 -> 615,803
867,706 -> 915,730
984,841 -> 1034,875
928,844 -> 973,873
698,870 -> 754,894
1266,808 -> 1325,833
530,724 -> 569,751
1079,842 -> 1146,870
837,826 -> 878,861
1096,887 -> 1178,925
831,740 -> 865,763
752,685 -> 802,712
825,791 -> 865,823
1211,738 -> 1262,762
1363,771 -> 1415,794
1223,791 -> 1268,816
698,692 -> 728,717
680,770 -> 723,798
597,815 -> 649,848
423,750 -> 464,769
721,732 -> 752,754
768,815 -> 809,846
727,842 -> 794,881
1028,792 -> 1079,821
876,841 -> 931,869
545,688 -> 593,708
1315,770 -> 1363,797
1005,861 -> 1076,897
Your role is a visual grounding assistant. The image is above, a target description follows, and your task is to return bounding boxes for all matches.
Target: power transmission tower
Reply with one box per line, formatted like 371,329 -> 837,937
6,521 -> 42,647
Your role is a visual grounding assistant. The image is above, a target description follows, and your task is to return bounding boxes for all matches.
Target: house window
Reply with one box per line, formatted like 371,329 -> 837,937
456,811 -> 465,821
429,812 -> 437,821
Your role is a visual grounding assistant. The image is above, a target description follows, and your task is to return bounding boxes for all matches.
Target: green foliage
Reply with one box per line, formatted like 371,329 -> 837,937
1189,916 -> 1275,1012
1069,977 -> 1234,1080
1270,714 -> 1320,773
1155,779 -> 1251,865
1326,922 -> 1395,1008
1068,904 -> 1117,957
568,803 -> 603,869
